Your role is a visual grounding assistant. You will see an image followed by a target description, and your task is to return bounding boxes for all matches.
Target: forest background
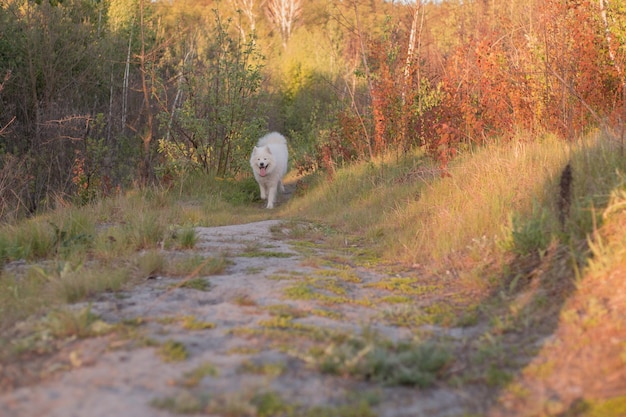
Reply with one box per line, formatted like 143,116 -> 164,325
1,0 -> 625,221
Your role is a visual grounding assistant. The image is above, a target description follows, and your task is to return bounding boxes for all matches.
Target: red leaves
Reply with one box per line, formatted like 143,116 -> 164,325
330,1 -> 622,170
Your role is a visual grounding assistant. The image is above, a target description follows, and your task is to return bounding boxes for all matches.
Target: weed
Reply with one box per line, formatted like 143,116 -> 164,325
227,345 -> 261,355
180,315 -> 216,330
251,391 -> 294,417
232,293 -> 257,306
137,250 -> 166,277
168,254 -> 229,277
158,339 -> 189,362
382,303 -> 455,327
177,227 -> 197,249
0,267 -> 51,328
267,272 -> 300,281
283,281 -> 349,304
176,362 -> 219,387
266,304 -> 310,319
456,306 -> 480,327
245,266 -> 264,274
238,360 -> 286,377
365,277 -> 439,296
310,308 -> 344,320
581,396 -> 626,417
509,202 -> 554,255
125,212 -> 166,250
10,220 -> 56,260
47,263 -> 130,303
316,268 -> 362,283
308,333 -> 451,387
48,218 -> 94,258
305,400 -> 376,417
378,295 -> 413,304
283,282 -> 316,300
485,365 -> 513,387
241,247 -> 293,258
151,391 -> 209,414
174,278 -> 212,291
43,306 -> 113,339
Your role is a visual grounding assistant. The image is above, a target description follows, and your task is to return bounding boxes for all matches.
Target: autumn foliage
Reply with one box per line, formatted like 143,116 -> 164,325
338,0 -> 625,167
1,0 -> 626,218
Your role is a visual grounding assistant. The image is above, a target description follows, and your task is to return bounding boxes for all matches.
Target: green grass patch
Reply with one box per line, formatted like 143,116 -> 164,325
378,295 -> 413,304
310,308 -> 344,320
266,304 -> 310,319
175,278 -> 212,291
167,254 -> 230,276
308,332 -> 451,388
381,303 -> 456,327
176,227 -> 198,249
238,359 -> 286,377
180,315 -> 216,330
158,339 -> 189,362
43,306 -> 114,339
240,248 -> 293,258
137,250 -> 166,277
364,277 -> 440,296
176,362 -> 219,388
151,391 -> 209,414
283,281 -> 350,304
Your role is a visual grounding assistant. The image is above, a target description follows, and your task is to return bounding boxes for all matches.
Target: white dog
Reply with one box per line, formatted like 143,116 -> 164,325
250,132 -> 288,209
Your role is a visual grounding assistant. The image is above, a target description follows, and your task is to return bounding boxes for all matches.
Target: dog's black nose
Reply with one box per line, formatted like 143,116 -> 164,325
259,162 -> 266,168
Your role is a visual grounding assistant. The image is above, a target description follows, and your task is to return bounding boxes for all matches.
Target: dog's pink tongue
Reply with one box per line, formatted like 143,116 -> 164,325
259,167 -> 267,177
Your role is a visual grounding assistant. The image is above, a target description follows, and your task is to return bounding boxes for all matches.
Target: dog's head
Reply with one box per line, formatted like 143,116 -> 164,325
251,146 -> 273,177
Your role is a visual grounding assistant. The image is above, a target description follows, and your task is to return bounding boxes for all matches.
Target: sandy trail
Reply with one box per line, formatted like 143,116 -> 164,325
0,220 -> 482,417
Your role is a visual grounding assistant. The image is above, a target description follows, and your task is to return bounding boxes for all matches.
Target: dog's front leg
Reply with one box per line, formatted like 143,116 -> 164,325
266,184 -> 277,209
259,183 -> 267,200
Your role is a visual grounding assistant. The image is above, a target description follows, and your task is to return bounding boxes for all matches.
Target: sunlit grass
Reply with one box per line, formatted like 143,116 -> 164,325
284,132 -> 626,267
3,129 -> 626,408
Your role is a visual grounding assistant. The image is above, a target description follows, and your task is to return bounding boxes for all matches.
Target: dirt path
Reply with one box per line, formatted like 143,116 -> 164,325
0,220 -> 487,417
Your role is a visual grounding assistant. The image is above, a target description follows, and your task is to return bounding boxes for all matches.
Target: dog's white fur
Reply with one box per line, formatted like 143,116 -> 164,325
250,132 -> 288,209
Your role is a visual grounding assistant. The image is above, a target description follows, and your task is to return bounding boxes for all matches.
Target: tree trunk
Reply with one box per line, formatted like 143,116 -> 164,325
138,0 -> 153,185
352,0 -> 374,160
122,18 -> 134,132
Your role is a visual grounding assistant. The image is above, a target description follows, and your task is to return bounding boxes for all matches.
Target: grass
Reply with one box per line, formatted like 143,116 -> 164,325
175,362 -> 219,387
180,315 -> 216,330
167,254 -> 231,276
42,306 -> 114,339
3,131 -> 626,414
175,278 -> 212,291
240,243 -> 294,258
306,331 -> 452,387
284,133 -> 626,265
238,359 -> 286,376
158,339 -> 189,362
151,386 -> 378,417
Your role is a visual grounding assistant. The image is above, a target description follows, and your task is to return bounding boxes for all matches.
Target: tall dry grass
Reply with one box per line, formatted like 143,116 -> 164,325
284,131 -> 626,267
2,131 -> 625,332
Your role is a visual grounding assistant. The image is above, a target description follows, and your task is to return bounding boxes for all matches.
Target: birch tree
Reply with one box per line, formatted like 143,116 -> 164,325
229,0 -> 261,42
599,0 -> 626,92
402,2 -> 424,104
265,0 -> 302,49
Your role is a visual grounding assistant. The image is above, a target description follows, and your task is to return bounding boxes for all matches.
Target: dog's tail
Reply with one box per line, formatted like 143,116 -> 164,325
258,132 -> 287,146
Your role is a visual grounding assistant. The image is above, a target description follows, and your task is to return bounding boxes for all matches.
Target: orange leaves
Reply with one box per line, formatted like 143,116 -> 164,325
329,0 -> 623,170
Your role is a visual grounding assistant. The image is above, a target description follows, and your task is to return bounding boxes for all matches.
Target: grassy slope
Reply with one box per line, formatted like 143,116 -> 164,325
283,132 -> 626,415
1,131 -> 626,415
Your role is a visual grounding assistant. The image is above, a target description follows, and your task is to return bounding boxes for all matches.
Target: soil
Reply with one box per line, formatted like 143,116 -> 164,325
0,218 -> 491,417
